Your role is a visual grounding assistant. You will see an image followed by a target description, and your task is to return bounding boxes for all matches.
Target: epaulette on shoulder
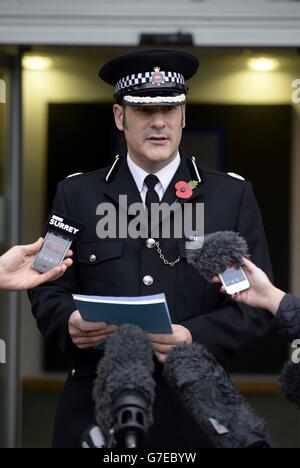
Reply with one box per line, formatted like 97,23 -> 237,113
105,155 -> 121,183
227,172 -> 245,181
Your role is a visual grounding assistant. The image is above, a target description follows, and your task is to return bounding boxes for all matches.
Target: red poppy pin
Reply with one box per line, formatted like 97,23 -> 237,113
175,180 -> 199,200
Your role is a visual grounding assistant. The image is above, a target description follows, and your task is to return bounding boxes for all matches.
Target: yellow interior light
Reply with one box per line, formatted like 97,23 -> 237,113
22,56 -> 53,71
247,57 -> 280,72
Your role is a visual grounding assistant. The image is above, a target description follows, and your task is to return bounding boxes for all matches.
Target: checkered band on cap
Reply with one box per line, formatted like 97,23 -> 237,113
115,70 -> 185,93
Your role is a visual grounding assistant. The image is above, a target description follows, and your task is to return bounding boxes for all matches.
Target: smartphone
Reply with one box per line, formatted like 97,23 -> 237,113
218,266 -> 250,295
32,231 -> 72,273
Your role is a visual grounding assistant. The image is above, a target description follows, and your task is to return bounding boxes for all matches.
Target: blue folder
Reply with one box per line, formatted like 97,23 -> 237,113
72,292 -> 173,334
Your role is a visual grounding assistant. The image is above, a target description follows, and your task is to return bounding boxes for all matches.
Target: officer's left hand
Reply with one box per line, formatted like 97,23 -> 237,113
148,324 -> 192,364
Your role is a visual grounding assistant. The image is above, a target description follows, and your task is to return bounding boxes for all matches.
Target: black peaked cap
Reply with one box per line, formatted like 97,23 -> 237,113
99,49 -> 199,86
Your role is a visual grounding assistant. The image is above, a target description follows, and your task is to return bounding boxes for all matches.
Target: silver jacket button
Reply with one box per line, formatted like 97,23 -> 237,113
143,275 -> 154,286
146,238 -> 156,249
89,254 -> 97,263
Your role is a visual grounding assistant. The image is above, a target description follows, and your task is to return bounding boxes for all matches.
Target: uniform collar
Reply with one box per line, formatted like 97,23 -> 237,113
103,153 -> 203,210
127,152 -> 181,193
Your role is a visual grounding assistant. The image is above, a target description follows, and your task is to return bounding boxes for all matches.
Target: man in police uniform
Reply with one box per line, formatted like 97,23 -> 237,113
29,49 -> 273,448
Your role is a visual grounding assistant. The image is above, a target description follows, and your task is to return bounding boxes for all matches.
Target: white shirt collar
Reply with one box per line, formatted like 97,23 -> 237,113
127,152 -> 181,194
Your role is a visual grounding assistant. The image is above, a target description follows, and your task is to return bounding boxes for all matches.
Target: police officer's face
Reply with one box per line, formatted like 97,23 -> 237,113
113,104 -> 185,170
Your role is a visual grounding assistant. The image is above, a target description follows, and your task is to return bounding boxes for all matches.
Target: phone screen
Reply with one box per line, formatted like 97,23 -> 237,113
32,232 -> 71,273
219,267 -> 247,286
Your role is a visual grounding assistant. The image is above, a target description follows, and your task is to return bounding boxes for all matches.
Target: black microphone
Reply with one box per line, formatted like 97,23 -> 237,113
186,231 -> 249,282
93,324 -> 155,448
163,343 -> 273,448
279,361 -> 300,409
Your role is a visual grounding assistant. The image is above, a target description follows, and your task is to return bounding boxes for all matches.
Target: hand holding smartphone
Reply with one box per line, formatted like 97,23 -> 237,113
32,212 -> 85,274
32,232 -> 72,273
218,266 -> 250,295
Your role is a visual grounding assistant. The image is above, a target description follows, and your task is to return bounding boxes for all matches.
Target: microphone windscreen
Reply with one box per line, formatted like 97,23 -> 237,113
164,343 -> 273,448
186,231 -> 249,282
279,361 -> 300,409
93,324 -> 155,436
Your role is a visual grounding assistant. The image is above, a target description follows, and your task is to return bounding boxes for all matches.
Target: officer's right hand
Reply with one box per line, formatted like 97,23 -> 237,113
68,310 -> 118,349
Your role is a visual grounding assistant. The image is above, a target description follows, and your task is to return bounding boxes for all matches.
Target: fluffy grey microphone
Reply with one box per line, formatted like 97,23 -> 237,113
163,343 -> 273,448
186,231 -> 249,283
93,324 -> 155,447
279,361 -> 300,409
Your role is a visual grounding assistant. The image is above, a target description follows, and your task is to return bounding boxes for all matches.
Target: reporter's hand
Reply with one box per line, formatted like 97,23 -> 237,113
213,257 -> 285,316
148,324 -> 192,363
68,310 -> 118,349
0,237 -> 73,291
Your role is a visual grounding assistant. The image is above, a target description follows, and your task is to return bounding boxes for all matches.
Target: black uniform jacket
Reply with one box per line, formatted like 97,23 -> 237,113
29,155 -> 273,448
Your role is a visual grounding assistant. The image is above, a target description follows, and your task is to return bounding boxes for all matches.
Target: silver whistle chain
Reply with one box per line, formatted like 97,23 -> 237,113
155,241 -> 181,267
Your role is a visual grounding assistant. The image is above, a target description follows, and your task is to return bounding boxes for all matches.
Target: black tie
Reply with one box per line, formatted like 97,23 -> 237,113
145,174 -> 160,210
144,174 -> 160,234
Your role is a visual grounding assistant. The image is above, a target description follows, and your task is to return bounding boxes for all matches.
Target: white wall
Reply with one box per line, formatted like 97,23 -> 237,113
1,0 -> 300,46
21,49 -> 300,377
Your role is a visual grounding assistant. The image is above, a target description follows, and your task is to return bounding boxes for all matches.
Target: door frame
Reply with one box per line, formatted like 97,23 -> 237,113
0,48 -> 23,448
